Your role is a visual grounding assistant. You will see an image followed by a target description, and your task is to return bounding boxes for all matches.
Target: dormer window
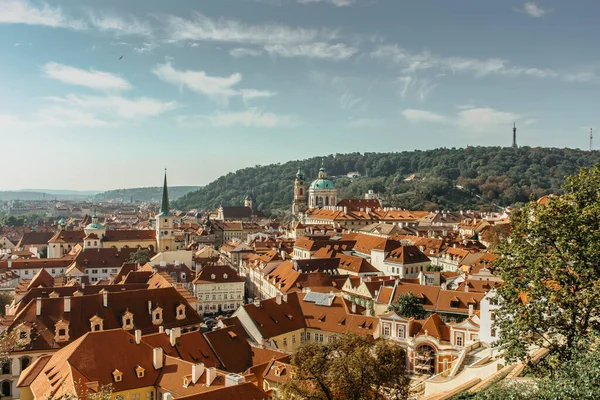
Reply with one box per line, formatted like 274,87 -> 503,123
135,366 -> 145,378
122,311 -> 134,330
15,323 -> 32,346
211,274 -> 216,280
152,307 -> 163,325
223,273 -> 228,279
112,369 -> 123,382
176,304 -> 186,321
450,297 -> 460,309
90,315 -> 104,331
55,320 -> 70,342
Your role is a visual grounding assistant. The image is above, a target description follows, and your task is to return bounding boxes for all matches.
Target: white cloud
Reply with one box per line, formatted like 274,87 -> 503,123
348,118 -> 385,128
0,106 -> 113,129
176,108 -> 295,128
372,45 -> 594,82
456,107 -> 518,133
339,92 -> 366,112
522,2 -> 546,18
229,47 -> 264,58
165,12 -> 340,45
402,106 -> 520,135
396,75 -> 436,101
402,109 -> 448,124
48,93 -> 178,119
133,42 -> 159,54
88,12 -> 152,36
42,62 -> 131,91
152,62 -> 275,105
264,42 -> 358,60
0,0 -> 85,29
297,0 -> 355,7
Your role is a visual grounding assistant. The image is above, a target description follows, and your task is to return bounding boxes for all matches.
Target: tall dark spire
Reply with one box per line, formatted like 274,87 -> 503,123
512,122 -> 517,149
159,169 -> 170,217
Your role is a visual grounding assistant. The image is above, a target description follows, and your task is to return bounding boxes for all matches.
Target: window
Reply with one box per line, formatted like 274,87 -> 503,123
224,294 -> 227,300
136,366 -> 145,378
21,357 -> 31,372
132,393 -> 140,400
491,328 -> 496,337
58,329 -> 66,336
146,391 -> 154,400
383,325 -> 390,336
306,332 -> 310,341
2,381 -> 11,397
456,333 -> 463,347
318,334 -> 324,343
92,269 -> 98,274
491,312 -> 496,321
397,325 -> 405,339
283,337 -> 287,346
52,269 -> 56,274
292,335 -> 296,344
19,332 -> 28,340
1,362 -> 10,375
111,269 -> 118,273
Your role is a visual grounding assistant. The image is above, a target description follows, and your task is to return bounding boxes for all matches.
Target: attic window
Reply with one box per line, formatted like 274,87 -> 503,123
152,307 -> 163,325
211,274 -> 216,280
176,304 -> 186,321
122,311 -> 134,330
112,369 -> 123,383
223,273 -> 228,279
90,315 -> 104,332
135,366 -> 145,378
450,297 -> 460,309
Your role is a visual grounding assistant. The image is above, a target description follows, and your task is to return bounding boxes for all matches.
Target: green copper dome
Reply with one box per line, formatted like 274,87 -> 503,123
310,179 -> 335,189
86,222 -> 105,230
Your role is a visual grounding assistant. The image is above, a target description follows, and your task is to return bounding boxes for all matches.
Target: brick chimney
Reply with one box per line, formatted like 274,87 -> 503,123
192,363 -> 205,384
206,367 -> 217,386
64,296 -> 71,313
153,347 -> 163,369
36,297 -> 42,316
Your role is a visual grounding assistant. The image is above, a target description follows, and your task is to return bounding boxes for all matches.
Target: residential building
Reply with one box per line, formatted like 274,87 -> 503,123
193,264 -> 245,315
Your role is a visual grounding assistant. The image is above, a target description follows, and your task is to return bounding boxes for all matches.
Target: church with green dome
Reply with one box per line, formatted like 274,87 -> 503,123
292,161 -> 337,215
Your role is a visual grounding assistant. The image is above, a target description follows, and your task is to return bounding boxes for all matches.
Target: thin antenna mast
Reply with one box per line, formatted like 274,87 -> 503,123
590,128 -> 593,151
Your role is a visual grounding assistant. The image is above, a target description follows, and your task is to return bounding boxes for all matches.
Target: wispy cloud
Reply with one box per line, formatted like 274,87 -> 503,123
165,12 -> 340,45
519,2 -> 547,18
0,106 -> 113,129
0,0 -> 85,29
402,109 -> 448,124
48,94 -> 178,119
297,0 -> 355,7
152,62 -> 276,105
347,118 -> 385,128
229,47 -> 264,58
264,43 -> 357,60
403,107 -> 520,135
87,12 -> 152,36
176,108 -> 295,128
396,75 -> 436,101
373,45 -> 595,82
42,62 -> 132,91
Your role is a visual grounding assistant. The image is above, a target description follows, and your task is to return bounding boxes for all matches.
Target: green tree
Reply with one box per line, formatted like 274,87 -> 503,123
0,293 -> 13,316
280,333 -> 409,400
126,249 -> 152,264
387,293 -> 427,319
494,165 -> 600,367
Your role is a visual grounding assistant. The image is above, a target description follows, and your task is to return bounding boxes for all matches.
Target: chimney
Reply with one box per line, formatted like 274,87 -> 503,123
253,298 -> 261,308
206,367 -> 217,387
148,300 -> 152,314
468,304 -> 474,317
170,329 -> 177,346
351,303 -> 356,314
7,261 -> 12,269
36,297 -> 42,316
225,373 -> 246,387
64,296 -> 71,313
153,347 -> 163,369
192,363 -> 205,384
159,326 -> 165,333
441,282 -> 447,290
102,290 -> 108,307
135,329 -> 141,345
163,394 -> 173,400
276,293 -> 282,305
465,284 -> 469,293
282,293 -> 288,303
343,206 -> 348,214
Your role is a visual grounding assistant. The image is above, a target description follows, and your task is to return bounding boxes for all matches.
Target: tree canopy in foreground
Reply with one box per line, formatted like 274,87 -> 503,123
494,165 -> 600,367
280,333 -> 410,400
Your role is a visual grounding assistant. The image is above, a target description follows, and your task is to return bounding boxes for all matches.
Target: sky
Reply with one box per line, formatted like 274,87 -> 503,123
0,0 -> 599,191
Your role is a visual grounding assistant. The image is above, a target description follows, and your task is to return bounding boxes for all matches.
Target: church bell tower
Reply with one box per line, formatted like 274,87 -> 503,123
292,166 -> 307,216
156,170 -> 176,252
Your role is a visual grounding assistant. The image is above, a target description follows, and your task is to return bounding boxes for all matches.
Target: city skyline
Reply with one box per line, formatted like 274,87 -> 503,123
1,0 -> 599,190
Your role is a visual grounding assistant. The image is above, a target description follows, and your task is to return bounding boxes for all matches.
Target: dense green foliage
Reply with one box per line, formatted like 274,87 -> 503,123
94,186 -> 201,203
494,165 -> 600,367
172,147 -> 600,216
126,249 -> 152,264
387,293 -> 427,319
453,338 -> 600,400
280,333 -> 409,400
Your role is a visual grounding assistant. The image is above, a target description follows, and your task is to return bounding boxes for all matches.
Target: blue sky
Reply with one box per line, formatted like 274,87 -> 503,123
0,0 -> 598,190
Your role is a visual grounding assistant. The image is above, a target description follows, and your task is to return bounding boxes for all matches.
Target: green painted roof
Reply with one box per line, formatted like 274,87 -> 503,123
86,223 -> 105,230
310,178 -> 335,189
159,170 -> 171,217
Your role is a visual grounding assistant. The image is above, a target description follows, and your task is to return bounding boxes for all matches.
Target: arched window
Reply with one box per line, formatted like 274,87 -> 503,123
1,381 -> 10,397
325,197 -> 329,206
21,357 -> 31,372
299,188 -> 303,195
1,361 -> 10,375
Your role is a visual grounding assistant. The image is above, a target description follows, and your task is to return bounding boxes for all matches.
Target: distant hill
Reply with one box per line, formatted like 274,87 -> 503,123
0,191 -> 93,201
172,146 -> 600,217
94,186 -> 201,203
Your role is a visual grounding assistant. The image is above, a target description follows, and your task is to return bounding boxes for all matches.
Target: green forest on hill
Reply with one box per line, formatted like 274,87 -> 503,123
172,146 -> 600,217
